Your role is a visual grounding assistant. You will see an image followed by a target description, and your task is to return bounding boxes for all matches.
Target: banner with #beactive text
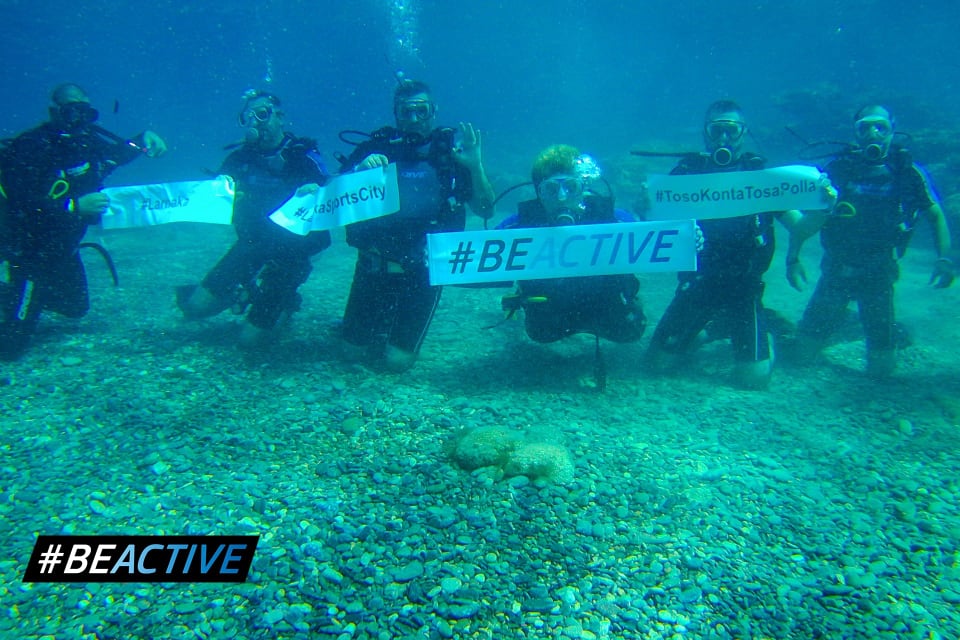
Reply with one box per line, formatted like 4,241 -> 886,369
269,164 -> 399,235
644,164 -> 833,221
427,220 -> 698,286
100,176 -> 235,229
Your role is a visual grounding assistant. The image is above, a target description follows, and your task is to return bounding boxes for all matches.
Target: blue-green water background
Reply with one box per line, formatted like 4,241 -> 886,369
3,0 -> 959,184
4,2 -> 960,639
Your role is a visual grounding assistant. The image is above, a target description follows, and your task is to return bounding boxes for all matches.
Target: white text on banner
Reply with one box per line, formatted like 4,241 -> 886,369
269,163 -> 400,235
100,176 -> 235,229
427,220 -> 697,286
645,165 -> 833,221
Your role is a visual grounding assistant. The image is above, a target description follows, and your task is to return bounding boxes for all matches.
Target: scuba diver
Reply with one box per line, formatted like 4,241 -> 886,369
337,73 -> 495,372
786,104 -> 953,378
176,90 -> 332,348
644,99 -> 827,389
498,144 -> 646,351
0,83 -> 167,360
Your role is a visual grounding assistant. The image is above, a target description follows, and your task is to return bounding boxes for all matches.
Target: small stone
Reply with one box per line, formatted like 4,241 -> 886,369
393,561 -> 424,583
322,566 -> 344,584
446,602 -> 480,619
679,586 -> 702,603
263,608 -> 284,625
340,416 -> 363,435
506,475 -> 530,489
440,577 -> 462,595
60,356 -> 82,366
897,419 -> 914,436
657,610 -> 677,624
89,500 -> 107,515
523,597 -> 554,613
150,461 -> 170,475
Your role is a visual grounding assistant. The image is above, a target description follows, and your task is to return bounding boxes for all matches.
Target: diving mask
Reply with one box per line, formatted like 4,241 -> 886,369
57,102 -> 99,129
704,120 -> 746,142
854,117 -> 893,140
239,105 -> 274,127
396,100 -> 435,122
537,175 -> 582,203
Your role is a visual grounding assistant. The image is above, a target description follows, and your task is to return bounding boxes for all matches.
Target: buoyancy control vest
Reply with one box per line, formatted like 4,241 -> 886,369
343,126 -> 469,263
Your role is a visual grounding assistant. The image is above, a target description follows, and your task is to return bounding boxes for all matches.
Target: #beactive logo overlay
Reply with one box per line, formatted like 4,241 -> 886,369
23,536 -> 259,583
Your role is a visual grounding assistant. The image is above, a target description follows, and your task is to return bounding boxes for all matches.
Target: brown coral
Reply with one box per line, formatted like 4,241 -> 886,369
503,442 -> 575,485
450,426 -> 520,471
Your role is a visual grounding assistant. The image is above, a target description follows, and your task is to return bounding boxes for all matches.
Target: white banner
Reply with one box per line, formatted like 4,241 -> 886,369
645,164 -> 832,221
427,220 -> 697,286
100,176 -> 235,229
270,163 -> 400,235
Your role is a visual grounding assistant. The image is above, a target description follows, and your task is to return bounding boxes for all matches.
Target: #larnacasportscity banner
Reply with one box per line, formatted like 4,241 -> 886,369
645,164 -> 832,221
269,163 -> 400,235
100,176 -> 235,229
427,220 -> 697,286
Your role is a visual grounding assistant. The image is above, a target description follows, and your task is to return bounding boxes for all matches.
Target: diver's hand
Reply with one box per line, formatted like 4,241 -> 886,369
295,183 -> 320,197
142,130 -> 167,157
356,154 -> 388,171
930,257 -> 955,289
75,192 -> 110,218
694,224 -> 705,253
818,172 -> 838,210
787,259 -> 808,292
453,122 -> 483,170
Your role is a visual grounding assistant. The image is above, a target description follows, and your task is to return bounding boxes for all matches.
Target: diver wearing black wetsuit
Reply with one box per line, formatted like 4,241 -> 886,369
646,100 -> 784,388
647,150 -> 775,363
176,91 -> 331,343
505,190 -> 645,345
0,83 -> 164,360
339,77 -> 493,371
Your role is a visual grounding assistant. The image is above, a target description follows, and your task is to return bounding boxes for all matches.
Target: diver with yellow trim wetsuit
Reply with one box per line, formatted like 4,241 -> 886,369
0,83 -> 166,360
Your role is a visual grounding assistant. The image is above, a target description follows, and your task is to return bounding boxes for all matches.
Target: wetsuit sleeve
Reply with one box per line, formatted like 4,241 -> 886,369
302,143 -> 330,184
107,133 -> 146,168
905,163 -> 938,213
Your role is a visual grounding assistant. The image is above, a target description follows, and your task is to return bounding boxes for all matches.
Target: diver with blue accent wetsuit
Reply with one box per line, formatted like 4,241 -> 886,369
338,75 -> 495,372
786,104 -> 954,378
176,90 -> 331,347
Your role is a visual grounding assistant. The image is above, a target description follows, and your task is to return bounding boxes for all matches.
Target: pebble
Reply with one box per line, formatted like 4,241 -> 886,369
393,561 -> 424,583
523,597 -> 555,613
679,586 -> 702,603
507,475 -> 531,488
263,608 -> 284,625
445,602 -> 480,619
821,584 -> 855,597
895,418 -> 913,435
440,577 -> 462,595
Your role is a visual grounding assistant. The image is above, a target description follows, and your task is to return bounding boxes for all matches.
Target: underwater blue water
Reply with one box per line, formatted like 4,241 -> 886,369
2,0 -> 958,182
